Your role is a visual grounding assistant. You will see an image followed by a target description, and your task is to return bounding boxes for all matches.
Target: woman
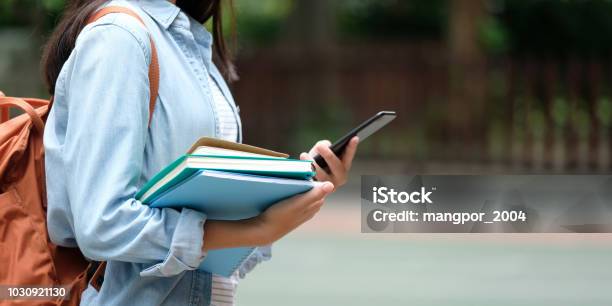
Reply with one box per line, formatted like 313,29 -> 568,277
42,0 -> 359,305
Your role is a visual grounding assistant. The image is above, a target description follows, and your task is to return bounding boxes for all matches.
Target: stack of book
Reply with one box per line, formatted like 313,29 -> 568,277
136,137 -> 315,277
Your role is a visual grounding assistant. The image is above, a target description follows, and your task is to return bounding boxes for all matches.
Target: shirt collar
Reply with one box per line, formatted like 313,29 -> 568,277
134,0 -> 181,29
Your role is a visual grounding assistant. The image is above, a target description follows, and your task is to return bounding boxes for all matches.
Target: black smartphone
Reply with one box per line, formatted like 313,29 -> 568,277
313,110 -> 397,170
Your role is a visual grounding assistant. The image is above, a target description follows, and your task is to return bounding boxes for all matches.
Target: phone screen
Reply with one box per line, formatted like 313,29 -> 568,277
353,111 -> 396,142
313,111 -> 396,170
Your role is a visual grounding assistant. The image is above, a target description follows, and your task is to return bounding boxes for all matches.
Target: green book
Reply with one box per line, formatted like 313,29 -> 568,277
136,138 -> 315,203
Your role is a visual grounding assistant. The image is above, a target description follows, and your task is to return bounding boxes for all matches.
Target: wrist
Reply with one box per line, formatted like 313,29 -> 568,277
248,216 -> 276,246
203,217 -> 272,250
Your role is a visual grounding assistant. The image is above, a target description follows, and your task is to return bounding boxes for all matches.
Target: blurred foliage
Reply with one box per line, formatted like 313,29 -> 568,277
528,108 -> 547,140
41,0 -> 64,12
232,0 -> 292,46
597,97 -> 612,127
487,119 -> 506,160
4,0 -> 612,57
573,105 -> 591,139
0,0 -> 32,26
291,100 -> 353,152
1,0 -> 611,165
336,0 -> 448,41
495,0 -> 612,56
478,16 -> 509,55
552,97 -> 570,127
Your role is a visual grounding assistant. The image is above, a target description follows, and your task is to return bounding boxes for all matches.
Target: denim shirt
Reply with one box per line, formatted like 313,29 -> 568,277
44,1 -> 270,305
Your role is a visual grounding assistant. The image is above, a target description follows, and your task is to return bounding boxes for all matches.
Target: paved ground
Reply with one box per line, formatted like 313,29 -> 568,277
235,172 -> 612,306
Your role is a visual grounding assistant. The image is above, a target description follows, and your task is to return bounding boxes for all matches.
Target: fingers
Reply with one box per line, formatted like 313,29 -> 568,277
300,152 -> 312,161
313,160 -> 331,182
309,182 -> 334,199
303,199 -> 324,223
342,136 -> 359,170
309,140 -> 331,157
290,198 -> 325,228
274,186 -> 330,237
316,143 -> 345,182
302,185 -> 329,217
320,139 -> 332,147
301,150 -> 332,181
305,138 -> 356,186
292,181 -> 333,206
307,198 -> 325,210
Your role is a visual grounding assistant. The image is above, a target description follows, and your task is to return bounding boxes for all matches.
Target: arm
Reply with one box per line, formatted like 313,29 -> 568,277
203,182 -> 335,279
203,181 -> 335,251
61,20 -> 205,277
62,18 -> 334,278
202,219 -> 263,250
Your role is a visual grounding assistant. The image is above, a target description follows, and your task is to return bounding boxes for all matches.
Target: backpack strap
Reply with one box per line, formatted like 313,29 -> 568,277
87,6 -> 160,127
0,96 -> 45,134
83,8 -> 158,290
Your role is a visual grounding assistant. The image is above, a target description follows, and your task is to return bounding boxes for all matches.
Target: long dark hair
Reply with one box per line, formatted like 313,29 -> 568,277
41,0 -> 236,96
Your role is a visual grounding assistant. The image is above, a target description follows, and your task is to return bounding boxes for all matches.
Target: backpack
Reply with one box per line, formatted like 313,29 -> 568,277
0,6 -> 158,305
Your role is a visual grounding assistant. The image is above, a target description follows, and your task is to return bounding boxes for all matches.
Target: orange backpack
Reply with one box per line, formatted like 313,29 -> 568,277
0,7 -> 158,306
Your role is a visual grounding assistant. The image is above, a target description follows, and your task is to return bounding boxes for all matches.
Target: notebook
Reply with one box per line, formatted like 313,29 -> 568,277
192,145 -> 285,159
136,138 -> 315,203
147,169 -> 315,277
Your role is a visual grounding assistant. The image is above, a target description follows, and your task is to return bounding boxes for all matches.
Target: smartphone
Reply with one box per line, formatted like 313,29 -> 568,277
313,111 -> 397,170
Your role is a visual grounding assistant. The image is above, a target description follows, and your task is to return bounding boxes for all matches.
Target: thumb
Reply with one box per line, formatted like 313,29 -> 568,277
303,182 -> 334,202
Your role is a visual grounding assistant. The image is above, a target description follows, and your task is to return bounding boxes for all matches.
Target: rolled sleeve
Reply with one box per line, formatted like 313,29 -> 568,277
140,209 -> 207,277
238,245 -> 272,278
53,17 -> 207,277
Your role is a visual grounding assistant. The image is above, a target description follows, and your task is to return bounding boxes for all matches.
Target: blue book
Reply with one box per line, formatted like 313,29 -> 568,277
147,169 -> 314,277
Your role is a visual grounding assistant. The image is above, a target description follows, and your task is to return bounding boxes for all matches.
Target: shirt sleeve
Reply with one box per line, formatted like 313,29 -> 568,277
60,18 -> 206,277
238,246 -> 272,278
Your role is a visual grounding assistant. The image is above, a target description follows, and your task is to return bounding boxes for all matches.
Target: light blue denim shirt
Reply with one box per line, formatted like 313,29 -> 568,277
44,1 -> 270,305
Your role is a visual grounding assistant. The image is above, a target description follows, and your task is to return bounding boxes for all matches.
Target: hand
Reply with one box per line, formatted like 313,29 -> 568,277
202,182 -> 334,250
300,137 -> 359,189
255,181 -> 334,245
